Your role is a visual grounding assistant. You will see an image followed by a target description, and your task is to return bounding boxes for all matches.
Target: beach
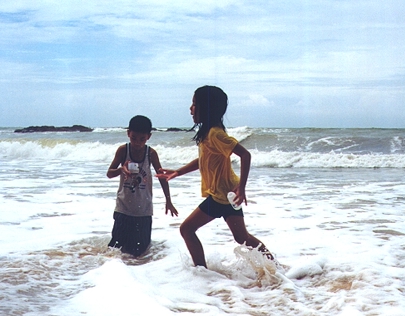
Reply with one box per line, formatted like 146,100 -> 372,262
0,126 -> 404,315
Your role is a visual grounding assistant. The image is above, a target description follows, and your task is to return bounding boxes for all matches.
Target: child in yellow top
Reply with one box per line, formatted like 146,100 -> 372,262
198,126 -> 240,204
157,85 -> 275,268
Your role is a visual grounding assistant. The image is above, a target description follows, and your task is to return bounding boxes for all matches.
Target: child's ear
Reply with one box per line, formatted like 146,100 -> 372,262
147,133 -> 152,140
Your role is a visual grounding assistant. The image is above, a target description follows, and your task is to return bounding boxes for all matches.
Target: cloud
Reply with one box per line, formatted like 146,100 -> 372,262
0,1 -> 404,127
238,94 -> 274,108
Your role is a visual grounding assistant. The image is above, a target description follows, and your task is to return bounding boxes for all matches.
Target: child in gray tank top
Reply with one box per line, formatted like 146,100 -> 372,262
107,115 -> 178,257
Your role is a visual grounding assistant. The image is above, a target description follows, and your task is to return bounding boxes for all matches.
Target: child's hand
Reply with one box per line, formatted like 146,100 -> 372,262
121,161 -> 131,180
166,202 -> 178,217
233,186 -> 248,207
156,168 -> 178,181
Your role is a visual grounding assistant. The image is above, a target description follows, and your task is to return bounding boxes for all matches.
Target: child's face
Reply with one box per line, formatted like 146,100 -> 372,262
127,130 -> 151,149
190,95 -> 199,123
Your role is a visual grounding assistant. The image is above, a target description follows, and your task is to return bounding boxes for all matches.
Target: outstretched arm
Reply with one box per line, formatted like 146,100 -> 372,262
156,158 -> 199,181
150,148 -> 178,217
231,143 -> 251,206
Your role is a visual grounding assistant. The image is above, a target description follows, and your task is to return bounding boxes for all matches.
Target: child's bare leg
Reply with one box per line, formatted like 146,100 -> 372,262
180,208 -> 214,268
226,215 -> 274,259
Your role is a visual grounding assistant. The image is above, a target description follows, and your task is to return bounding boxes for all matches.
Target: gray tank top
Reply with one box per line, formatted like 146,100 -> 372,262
114,144 -> 153,216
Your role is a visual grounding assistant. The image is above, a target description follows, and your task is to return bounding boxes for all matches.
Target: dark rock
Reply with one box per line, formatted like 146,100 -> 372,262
14,125 -> 93,133
166,127 -> 192,132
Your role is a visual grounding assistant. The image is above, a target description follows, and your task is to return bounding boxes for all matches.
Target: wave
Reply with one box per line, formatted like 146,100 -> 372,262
249,149 -> 405,168
92,127 -> 125,133
227,126 -> 253,142
1,140 -> 404,168
239,129 -> 405,155
0,140 -> 117,162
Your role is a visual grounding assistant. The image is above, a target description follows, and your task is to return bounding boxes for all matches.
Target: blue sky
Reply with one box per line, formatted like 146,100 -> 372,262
0,0 -> 404,128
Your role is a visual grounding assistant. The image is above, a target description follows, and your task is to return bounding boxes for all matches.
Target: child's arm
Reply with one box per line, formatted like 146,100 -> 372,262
150,148 -> 178,217
106,145 -> 127,179
231,143 -> 251,206
156,158 -> 199,181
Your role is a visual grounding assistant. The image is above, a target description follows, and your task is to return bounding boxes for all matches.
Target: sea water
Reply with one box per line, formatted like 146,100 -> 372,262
0,127 -> 404,315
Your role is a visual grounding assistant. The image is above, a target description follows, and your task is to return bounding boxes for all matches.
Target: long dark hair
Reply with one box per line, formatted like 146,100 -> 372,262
192,85 -> 228,144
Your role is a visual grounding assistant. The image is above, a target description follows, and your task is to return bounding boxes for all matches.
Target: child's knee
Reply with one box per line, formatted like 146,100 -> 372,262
180,222 -> 198,239
179,222 -> 189,238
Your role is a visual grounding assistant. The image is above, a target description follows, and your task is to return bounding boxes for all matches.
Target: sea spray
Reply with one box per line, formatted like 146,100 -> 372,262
233,244 -> 281,288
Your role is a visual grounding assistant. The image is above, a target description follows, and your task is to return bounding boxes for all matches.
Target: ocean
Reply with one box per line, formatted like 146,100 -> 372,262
0,126 -> 404,315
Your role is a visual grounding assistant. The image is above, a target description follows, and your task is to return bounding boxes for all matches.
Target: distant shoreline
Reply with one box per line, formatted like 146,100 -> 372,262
14,125 -> 94,133
13,125 -> 193,133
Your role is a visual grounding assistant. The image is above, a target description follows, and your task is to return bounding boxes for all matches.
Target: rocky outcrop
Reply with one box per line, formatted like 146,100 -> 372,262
14,125 -> 93,133
166,127 -> 190,132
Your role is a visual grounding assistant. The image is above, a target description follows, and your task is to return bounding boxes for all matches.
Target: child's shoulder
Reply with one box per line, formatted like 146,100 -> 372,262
116,143 -> 128,150
208,127 -> 237,146
209,126 -> 227,135
115,143 -> 128,156
209,127 -> 231,139
148,146 -> 158,156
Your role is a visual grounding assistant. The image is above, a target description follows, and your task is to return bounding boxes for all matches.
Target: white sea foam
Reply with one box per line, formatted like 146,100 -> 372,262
92,127 -> 126,133
0,140 -> 117,162
250,149 -> 405,168
2,139 -> 404,168
227,126 -> 253,142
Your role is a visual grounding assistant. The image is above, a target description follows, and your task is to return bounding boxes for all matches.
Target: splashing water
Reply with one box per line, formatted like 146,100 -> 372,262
233,244 -> 282,288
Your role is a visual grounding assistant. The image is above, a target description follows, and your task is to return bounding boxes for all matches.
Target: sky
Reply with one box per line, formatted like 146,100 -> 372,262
0,0 -> 404,128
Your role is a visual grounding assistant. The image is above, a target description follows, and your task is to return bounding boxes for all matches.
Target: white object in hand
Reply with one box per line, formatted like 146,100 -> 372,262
128,162 -> 139,173
227,192 -> 242,210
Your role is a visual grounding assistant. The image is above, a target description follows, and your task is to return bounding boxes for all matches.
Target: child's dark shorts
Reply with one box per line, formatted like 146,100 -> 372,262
108,212 -> 152,257
199,195 -> 244,221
